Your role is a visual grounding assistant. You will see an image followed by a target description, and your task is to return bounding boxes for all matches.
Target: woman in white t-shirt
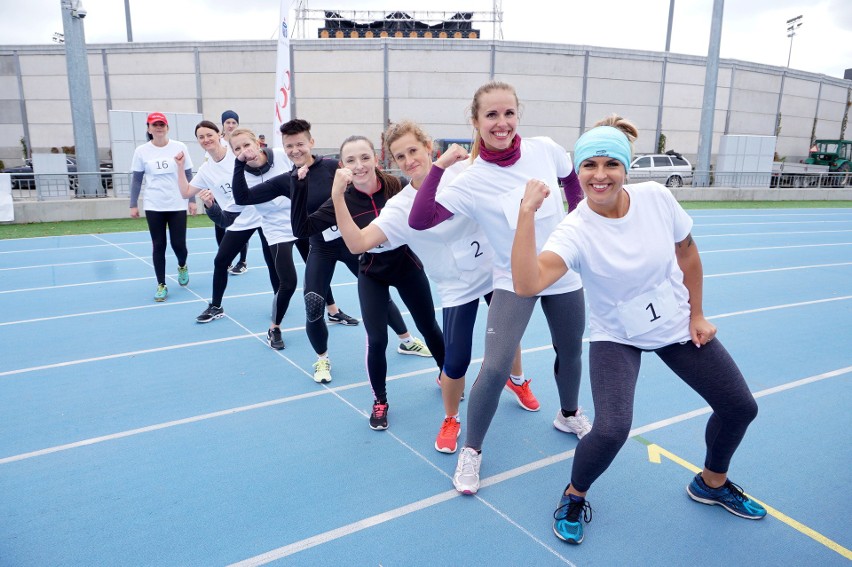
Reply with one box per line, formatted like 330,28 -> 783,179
228,128 -> 299,351
512,116 -> 764,546
409,82 -> 591,496
129,112 -> 195,302
174,120 -> 278,324
329,120 -> 528,454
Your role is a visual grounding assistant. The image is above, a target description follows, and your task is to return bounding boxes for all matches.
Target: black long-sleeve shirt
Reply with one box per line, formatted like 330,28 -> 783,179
290,175 -> 423,280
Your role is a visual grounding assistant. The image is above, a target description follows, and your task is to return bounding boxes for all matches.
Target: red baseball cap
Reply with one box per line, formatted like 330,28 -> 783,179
147,112 -> 168,125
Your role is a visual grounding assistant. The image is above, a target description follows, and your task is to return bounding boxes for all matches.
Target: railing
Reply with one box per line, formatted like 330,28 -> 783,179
6,169 -> 850,201
708,171 -> 851,188
8,172 -> 130,200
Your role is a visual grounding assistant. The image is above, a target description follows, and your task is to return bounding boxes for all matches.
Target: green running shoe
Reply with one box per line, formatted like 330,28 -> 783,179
154,283 -> 168,302
177,265 -> 189,286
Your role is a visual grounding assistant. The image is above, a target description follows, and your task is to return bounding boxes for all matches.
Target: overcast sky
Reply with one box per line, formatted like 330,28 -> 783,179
1,0 -> 850,78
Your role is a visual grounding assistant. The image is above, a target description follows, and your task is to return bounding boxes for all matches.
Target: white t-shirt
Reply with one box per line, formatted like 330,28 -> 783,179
243,148 -> 295,245
192,147 -> 262,231
543,182 -> 694,349
437,136 -> 583,295
374,161 -> 493,307
131,140 -> 193,212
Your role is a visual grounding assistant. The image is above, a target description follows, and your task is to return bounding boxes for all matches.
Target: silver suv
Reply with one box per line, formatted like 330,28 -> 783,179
628,151 -> 693,187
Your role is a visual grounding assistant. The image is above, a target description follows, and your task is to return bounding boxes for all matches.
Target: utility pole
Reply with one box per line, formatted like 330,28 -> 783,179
124,0 -> 134,42
694,0 -> 724,187
61,0 -> 100,197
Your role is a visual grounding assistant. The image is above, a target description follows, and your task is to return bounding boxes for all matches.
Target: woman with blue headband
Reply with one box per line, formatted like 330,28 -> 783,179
512,115 -> 765,545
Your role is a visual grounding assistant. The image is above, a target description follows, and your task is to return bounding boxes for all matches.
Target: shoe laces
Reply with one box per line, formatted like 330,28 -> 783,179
458,448 -> 478,474
314,358 -> 330,371
721,480 -> 747,502
372,402 -> 388,419
439,417 -> 459,435
554,497 -> 593,524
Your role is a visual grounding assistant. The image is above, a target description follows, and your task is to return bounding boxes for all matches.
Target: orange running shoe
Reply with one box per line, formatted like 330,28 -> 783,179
435,417 -> 461,453
504,379 -> 540,412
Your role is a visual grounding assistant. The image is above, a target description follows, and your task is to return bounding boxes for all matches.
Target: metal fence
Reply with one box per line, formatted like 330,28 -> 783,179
7,172 -> 130,200
5,170 -> 851,201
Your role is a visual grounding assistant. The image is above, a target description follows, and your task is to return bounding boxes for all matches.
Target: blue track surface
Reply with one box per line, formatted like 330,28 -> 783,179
1,208 -> 850,566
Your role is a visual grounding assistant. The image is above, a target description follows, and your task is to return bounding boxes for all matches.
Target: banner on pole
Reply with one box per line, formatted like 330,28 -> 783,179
272,1 -> 292,148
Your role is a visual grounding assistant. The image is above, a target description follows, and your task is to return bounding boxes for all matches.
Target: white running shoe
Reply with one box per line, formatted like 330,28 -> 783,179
553,408 -> 593,439
453,447 -> 482,495
313,358 -> 332,383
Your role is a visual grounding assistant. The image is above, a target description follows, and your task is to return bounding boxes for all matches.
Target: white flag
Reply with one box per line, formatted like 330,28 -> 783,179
272,1 -> 292,148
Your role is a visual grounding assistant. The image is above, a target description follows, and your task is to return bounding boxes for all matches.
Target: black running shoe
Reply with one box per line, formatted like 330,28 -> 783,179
327,310 -> 360,326
267,327 -> 285,350
229,261 -> 247,275
196,303 -> 224,323
369,400 -> 389,430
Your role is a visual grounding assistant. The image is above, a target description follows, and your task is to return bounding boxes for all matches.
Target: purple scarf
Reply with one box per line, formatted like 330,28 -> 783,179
479,134 -> 522,167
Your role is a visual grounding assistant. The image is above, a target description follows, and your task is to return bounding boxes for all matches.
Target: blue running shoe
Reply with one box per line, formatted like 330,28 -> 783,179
687,474 -> 766,520
154,283 -> 168,302
178,265 -> 189,286
552,489 -> 592,544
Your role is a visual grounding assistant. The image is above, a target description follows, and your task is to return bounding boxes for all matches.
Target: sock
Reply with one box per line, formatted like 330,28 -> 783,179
561,409 -> 577,418
509,373 -> 526,386
318,354 -> 329,361
445,414 -> 459,422
401,336 -> 413,344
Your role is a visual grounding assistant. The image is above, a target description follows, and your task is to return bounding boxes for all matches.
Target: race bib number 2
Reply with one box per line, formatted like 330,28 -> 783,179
499,185 -> 558,230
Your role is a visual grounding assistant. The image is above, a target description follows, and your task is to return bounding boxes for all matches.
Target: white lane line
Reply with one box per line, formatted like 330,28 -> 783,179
705,262 -> 852,278
696,229 -> 852,238
696,220 -> 852,227
690,212 -> 852,219
2,295 -> 849,376
0,281 -> 358,326
707,295 -> 852,319
701,242 -> 852,253
0,236 -> 215,255
228,365 -> 851,566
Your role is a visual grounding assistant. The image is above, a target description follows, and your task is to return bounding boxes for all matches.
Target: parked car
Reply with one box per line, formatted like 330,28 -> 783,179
432,138 -> 473,159
1,156 -> 113,193
628,151 -> 693,187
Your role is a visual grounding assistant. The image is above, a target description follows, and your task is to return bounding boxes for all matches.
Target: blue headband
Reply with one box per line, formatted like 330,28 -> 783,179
221,110 -> 239,124
573,126 -> 631,173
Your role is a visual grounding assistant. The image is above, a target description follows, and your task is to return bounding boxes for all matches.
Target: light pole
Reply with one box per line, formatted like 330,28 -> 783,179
786,15 -> 802,68
61,0 -> 100,197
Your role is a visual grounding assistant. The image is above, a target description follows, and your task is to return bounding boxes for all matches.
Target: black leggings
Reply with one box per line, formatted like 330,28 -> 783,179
570,339 -> 758,493
358,267 -> 444,402
270,241 -> 299,326
303,240 -> 406,355
145,210 -> 188,285
295,238 -> 334,307
214,224 -> 247,264
211,228 -> 276,307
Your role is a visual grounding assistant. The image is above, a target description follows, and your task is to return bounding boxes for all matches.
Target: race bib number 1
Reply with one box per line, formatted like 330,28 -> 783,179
616,281 -> 679,338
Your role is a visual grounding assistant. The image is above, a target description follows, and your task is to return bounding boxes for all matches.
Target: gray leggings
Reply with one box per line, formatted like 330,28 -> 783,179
570,339 -> 758,493
465,288 -> 586,450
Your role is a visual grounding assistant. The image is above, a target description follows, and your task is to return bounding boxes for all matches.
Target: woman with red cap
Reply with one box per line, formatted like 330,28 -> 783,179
130,112 -> 195,302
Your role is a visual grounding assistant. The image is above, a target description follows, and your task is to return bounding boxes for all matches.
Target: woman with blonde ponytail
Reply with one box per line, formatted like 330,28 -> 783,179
410,81 -> 591,497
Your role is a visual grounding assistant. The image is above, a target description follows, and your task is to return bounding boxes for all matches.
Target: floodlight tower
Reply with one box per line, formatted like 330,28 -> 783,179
786,15 -> 802,68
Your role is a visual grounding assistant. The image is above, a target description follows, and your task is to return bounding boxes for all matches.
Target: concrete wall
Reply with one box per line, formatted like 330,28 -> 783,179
1,38 -> 850,171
